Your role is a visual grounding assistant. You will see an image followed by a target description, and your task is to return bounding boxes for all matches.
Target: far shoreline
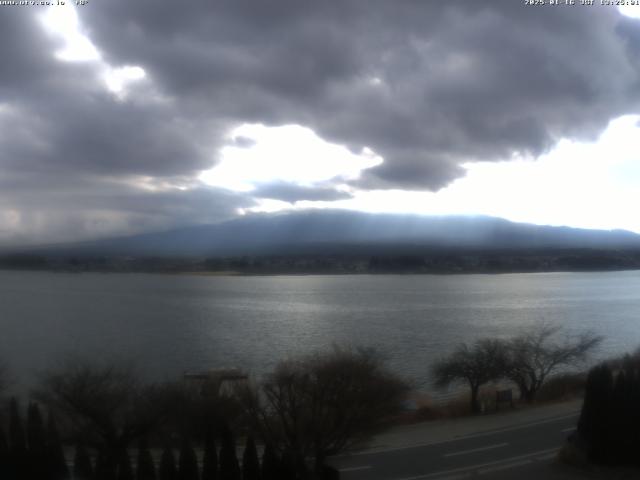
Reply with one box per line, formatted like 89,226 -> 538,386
3,266 -> 640,277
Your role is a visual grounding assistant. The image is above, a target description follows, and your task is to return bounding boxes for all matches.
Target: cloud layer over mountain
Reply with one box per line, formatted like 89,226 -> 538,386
1,2 -> 640,244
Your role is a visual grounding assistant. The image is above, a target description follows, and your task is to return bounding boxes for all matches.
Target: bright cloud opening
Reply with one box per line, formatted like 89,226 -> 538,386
39,5 -> 147,97
451,115 -> 640,231
619,5 -> 640,19
200,124 -> 383,191
103,66 -> 147,94
246,116 -> 640,233
39,4 -> 100,62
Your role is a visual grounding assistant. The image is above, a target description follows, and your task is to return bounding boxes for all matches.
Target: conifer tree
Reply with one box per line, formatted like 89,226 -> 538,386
578,364 -> 614,464
278,450 -> 296,480
9,397 -> 28,480
178,440 -> 199,480
73,444 -> 94,480
320,464 -> 340,480
241,436 -> 260,480
27,403 -> 47,480
218,426 -> 240,480
136,438 -> 156,480
611,371 -> 633,464
159,446 -> 177,480
0,426 -> 10,480
566,358 -> 640,467
46,411 -> 70,480
630,367 -> 640,467
117,450 -> 135,480
201,436 -> 218,480
95,448 -> 118,480
260,444 -> 278,480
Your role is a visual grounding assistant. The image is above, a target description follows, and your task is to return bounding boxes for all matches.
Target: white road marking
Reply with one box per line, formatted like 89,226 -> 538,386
477,459 -> 531,475
392,447 -> 560,480
338,465 -> 371,472
561,427 -> 576,433
432,474 -> 471,480
535,452 -> 557,461
443,442 -> 508,458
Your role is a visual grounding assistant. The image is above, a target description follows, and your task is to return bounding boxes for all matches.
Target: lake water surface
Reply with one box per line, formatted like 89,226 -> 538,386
1,270 -> 640,395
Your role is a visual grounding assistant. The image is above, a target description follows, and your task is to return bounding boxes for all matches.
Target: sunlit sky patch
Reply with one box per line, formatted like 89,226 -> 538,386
200,124 -> 382,192
619,5 -> 640,19
246,116 -> 640,232
39,4 -> 146,97
39,4 -> 100,62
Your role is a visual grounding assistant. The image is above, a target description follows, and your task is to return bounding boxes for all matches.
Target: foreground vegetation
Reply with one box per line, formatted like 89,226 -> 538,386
431,324 -> 602,413
567,348 -> 640,468
0,348 -> 408,480
0,325 -> 604,479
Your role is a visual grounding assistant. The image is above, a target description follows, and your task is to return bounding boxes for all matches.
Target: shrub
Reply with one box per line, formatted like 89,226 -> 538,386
238,346 -> 408,475
535,373 -> 586,403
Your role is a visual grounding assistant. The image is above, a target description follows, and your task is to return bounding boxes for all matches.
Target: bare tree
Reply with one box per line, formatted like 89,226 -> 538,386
504,324 -> 602,403
33,359 -> 167,462
431,339 -> 507,414
237,346 -> 409,477
149,379 -> 241,443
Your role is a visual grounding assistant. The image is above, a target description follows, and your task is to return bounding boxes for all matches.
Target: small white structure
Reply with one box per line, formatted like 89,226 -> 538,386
184,367 -> 249,396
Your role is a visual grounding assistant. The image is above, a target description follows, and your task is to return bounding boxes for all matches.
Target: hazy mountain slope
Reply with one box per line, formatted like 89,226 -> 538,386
28,210 -> 640,257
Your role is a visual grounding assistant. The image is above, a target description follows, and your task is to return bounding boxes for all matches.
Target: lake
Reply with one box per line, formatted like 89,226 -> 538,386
1,270 -> 640,396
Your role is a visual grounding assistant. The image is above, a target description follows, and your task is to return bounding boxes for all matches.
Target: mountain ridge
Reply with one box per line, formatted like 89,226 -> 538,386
11,210 -> 640,258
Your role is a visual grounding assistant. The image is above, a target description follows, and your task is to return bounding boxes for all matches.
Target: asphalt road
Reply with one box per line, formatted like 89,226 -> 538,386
330,412 -> 580,480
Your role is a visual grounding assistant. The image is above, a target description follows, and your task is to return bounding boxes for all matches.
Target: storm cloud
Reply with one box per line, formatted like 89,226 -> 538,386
1,1 -> 640,243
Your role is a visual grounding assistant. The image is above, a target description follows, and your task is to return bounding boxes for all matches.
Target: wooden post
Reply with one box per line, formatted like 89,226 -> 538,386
495,389 -> 513,411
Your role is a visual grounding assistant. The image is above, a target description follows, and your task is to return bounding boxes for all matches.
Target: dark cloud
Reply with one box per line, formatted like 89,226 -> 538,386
252,182 -> 353,203
78,2 -> 640,184
1,2 -> 640,242
353,156 -> 466,191
0,171 -> 253,245
0,10 -> 62,91
0,9 -> 243,244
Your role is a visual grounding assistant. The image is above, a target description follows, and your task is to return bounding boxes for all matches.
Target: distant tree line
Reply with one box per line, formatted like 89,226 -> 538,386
5,248 -> 640,274
431,324 -> 602,413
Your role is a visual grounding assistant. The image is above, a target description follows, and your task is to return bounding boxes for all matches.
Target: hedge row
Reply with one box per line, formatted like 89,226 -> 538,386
0,399 -> 339,480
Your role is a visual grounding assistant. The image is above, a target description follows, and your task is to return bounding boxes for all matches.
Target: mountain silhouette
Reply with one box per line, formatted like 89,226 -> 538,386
30,210 -> 640,257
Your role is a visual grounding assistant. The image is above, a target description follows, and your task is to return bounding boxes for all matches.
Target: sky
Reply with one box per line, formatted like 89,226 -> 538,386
2,1 -> 640,245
